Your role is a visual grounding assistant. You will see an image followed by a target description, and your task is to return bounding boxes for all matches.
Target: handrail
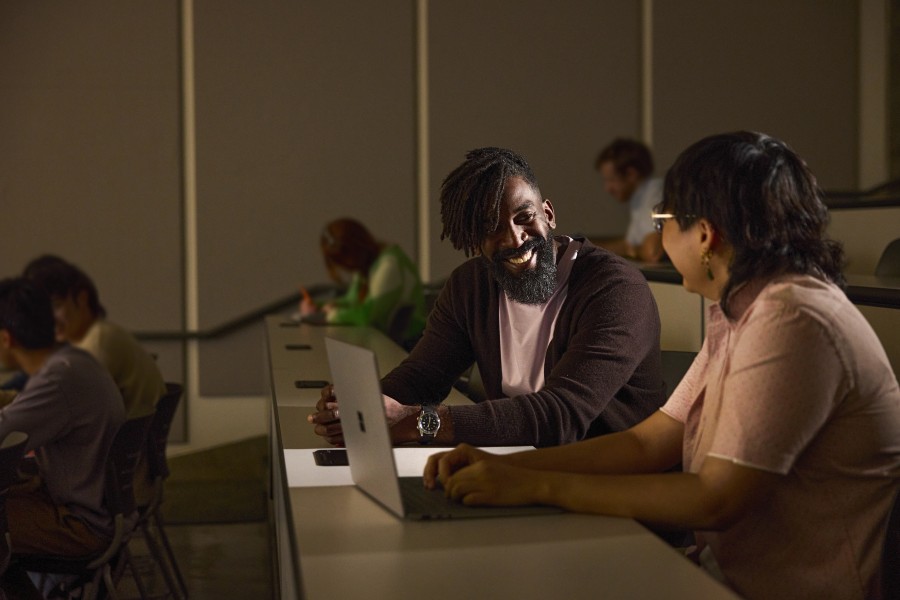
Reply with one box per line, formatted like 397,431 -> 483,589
823,178 -> 900,210
824,195 -> 900,210
133,283 -> 338,342
825,178 -> 900,198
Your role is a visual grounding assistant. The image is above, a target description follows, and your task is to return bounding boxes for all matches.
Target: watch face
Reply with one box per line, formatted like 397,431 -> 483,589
419,411 -> 440,435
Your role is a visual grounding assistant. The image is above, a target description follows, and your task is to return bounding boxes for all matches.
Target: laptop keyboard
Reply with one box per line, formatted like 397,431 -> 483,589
398,477 -> 451,513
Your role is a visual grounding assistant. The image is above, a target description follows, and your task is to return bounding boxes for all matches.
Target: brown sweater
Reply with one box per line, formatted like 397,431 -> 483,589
381,238 -> 665,447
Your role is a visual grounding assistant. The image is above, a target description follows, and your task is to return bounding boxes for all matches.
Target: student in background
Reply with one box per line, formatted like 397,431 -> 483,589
24,255 -> 166,507
310,147 -> 665,448
425,132 -> 900,600
0,278 -> 125,556
593,137 -> 664,263
298,218 -> 426,349
23,255 -> 165,420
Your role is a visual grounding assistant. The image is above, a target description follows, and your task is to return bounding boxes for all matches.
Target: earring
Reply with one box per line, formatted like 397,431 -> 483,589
701,250 -> 714,281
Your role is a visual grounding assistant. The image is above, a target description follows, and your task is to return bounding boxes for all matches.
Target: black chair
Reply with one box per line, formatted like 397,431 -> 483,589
883,488 -> 900,599
386,304 -> 415,349
132,383 -> 187,600
0,432 -> 29,577
660,350 -> 697,398
15,415 -> 154,600
875,238 -> 900,277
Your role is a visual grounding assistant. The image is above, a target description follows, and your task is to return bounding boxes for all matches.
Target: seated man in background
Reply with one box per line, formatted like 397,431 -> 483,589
23,255 -> 165,420
0,278 -> 125,556
311,147 -> 665,447
592,137 -> 665,263
24,255 -> 166,505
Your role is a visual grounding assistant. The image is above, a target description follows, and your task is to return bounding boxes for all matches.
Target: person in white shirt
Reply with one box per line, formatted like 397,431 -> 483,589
593,137 -> 664,263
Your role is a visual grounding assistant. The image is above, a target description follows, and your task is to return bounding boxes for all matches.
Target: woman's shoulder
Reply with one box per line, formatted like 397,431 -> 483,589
754,275 -> 847,315
741,275 -> 860,344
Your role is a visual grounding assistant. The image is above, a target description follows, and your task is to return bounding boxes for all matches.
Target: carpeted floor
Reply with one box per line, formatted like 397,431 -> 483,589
162,435 -> 269,524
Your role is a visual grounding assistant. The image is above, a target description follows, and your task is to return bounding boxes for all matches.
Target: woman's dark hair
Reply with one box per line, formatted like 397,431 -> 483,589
320,218 -> 382,283
22,254 -> 107,318
0,277 -> 56,349
440,147 -> 540,257
662,131 -> 846,316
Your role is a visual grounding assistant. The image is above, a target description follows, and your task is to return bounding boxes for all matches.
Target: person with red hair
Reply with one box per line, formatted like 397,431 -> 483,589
300,218 -> 425,348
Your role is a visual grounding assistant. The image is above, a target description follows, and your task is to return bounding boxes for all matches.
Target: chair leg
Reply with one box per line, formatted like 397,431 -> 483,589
81,569 -> 104,600
140,523 -> 183,600
118,546 -> 150,600
101,563 -> 121,600
152,514 -> 187,598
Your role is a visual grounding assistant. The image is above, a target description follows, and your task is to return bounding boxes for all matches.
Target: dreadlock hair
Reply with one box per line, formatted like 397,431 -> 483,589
662,131 -> 846,318
440,147 -> 541,257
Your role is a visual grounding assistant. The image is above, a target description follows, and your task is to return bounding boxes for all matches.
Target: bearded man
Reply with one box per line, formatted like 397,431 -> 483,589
310,147 -> 665,447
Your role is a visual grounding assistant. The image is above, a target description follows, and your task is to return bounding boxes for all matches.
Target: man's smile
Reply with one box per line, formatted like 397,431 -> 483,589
506,248 -> 534,266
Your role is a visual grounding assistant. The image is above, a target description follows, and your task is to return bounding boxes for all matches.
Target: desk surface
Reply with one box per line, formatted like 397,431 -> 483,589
266,317 -> 473,449
290,485 -> 737,600
266,319 -> 738,600
284,447 -> 529,487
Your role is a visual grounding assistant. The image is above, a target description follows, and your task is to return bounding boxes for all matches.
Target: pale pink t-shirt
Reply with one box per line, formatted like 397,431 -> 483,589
499,238 -> 581,397
662,275 -> 900,600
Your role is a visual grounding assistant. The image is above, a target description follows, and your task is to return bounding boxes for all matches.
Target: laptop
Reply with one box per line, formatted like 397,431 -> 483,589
324,336 -> 563,520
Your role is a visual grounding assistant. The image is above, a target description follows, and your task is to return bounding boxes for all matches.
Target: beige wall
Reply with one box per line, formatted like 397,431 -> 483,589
0,0 -> 892,454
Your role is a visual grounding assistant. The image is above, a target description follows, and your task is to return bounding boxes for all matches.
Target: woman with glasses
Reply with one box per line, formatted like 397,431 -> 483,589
423,131 -> 900,599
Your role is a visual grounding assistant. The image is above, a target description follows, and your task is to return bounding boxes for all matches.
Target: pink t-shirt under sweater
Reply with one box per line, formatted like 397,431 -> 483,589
499,238 -> 581,397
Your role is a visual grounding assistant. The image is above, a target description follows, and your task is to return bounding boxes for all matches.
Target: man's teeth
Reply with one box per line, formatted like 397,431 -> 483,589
507,249 -> 534,265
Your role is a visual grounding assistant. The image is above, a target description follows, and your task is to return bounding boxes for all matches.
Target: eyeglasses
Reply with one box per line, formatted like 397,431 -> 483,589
650,211 -> 698,233
650,212 -> 677,234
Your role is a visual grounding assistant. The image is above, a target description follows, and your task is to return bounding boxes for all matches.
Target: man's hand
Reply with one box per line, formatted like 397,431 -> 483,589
307,385 -> 344,446
298,286 -> 317,316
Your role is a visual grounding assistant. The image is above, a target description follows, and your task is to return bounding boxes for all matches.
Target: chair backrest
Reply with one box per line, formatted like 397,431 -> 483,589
105,415 -> 154,518
875,238 -> 900,277
0,431 -> 28,576
660,350 -> 698,398
883,487 -> 900,598
146,383 -> 183,482
0,431 -> 29,489
386,304 -> 414,347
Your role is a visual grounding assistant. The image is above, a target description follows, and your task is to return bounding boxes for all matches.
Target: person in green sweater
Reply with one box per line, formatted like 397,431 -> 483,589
300,218 -> 426,349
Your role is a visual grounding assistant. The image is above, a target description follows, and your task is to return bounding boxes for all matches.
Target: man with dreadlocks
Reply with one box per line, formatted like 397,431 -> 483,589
310,147 -> 665,447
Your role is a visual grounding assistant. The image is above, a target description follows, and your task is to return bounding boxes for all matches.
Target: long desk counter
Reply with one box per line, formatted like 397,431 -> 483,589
266,317 -> 738,600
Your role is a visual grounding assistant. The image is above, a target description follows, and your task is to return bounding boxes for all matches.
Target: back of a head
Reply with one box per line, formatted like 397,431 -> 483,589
22,254 -> 106,318
662,131 -> 845,313
595,138 -> 654,178
439,147 -> 541,257
320,218 -> 381,275
0,277 -> 57,350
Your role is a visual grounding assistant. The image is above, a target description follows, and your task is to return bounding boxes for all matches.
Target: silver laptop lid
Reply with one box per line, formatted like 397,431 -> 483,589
324,337 -> 406,517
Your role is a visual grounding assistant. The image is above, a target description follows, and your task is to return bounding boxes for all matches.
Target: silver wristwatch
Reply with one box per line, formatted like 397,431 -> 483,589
416,405 -> 441,444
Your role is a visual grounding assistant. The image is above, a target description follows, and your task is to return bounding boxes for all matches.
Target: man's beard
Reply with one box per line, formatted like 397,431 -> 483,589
489,234 -> 557,305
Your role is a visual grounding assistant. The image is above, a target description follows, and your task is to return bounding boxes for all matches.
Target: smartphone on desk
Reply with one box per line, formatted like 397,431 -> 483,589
295,379 -> 329,389
313,449 -> 348,467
